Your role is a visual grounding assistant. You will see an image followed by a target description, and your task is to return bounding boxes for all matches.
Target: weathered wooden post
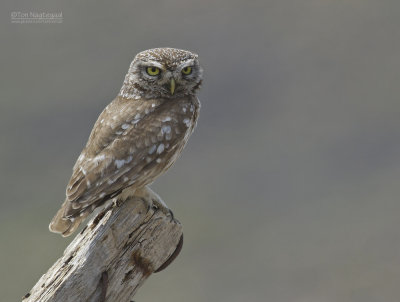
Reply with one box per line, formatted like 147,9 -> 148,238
23,194 -> 183,302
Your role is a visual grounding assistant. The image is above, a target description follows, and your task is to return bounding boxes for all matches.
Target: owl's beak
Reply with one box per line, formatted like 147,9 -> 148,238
170,78 -> 176,95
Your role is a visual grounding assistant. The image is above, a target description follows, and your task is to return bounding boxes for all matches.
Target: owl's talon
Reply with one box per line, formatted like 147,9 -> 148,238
167,209 -> 175,221
152,198 -> 173,219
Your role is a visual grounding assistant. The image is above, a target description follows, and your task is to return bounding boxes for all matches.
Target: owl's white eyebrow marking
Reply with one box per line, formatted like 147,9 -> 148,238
183,118 -> 191,127
162,116 -> 171,122
148,145 -> 157,154
121,123 -> 130,129
157,144 -> 165,154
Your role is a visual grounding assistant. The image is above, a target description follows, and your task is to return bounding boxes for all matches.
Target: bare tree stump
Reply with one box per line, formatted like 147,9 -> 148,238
23,195 -> 183,302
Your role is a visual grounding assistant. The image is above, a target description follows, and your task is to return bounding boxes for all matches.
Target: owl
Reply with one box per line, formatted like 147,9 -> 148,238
49,48 -> 203,237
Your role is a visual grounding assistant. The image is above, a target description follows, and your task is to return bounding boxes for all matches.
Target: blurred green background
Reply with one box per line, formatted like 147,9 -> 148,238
1,0 -> 400,301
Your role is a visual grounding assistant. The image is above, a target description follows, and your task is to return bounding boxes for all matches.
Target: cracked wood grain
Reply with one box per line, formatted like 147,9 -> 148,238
23,195 -> 183,302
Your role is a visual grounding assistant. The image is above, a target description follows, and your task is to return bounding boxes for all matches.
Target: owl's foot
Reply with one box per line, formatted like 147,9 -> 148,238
134,186 -> 174,221
152,198 -> 175,221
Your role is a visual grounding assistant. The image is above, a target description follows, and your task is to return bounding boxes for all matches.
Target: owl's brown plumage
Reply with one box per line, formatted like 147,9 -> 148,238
49,48 -> 202,236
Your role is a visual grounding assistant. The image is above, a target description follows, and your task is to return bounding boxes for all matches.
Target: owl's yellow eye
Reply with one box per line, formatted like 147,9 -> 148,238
182,66 -> 192,75
146,66 -> 161,76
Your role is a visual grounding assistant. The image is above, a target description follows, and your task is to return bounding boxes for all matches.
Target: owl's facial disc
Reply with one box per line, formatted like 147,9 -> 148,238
120,48 -> 203,99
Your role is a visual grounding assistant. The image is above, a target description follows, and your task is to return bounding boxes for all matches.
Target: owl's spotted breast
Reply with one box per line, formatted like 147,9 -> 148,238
64,96 -> 200,218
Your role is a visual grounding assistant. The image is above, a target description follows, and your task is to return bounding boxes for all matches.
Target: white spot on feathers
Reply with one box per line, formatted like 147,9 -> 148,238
162,116 -> 171,122
121,123 -> 130,129
115,156 -> 133,168
115,159 -> 125,169
94,154 -> 105,161
161,125 -> 172,140
183,118 -> 191,127
157,144 -> 165,154
80,166 -> 87,176
161,125 -> 171,134
99,192 -> 106,198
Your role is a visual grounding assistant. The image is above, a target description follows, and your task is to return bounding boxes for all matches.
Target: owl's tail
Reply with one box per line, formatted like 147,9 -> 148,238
49,201 -> 88,237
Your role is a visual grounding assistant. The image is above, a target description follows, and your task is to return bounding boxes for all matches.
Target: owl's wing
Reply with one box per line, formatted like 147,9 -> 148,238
63,97 -> 197,218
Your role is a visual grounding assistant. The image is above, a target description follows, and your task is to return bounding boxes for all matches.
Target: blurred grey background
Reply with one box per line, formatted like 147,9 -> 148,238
1,0 -> 400,301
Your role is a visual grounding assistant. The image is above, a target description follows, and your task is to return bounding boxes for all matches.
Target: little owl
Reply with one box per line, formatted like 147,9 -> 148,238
49,48 -> 203,236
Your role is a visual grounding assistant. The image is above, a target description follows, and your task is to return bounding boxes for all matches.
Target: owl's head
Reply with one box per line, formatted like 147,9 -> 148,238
119,48 -> 203,100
